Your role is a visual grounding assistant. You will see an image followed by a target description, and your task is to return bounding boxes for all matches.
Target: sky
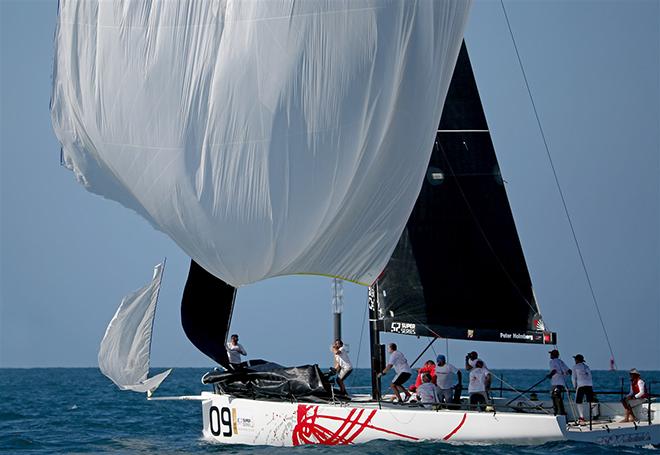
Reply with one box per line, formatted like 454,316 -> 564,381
1,0 -> 658,371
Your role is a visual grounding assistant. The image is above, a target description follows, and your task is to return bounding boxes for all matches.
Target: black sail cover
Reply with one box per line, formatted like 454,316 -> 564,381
377,42 -> 556,345
181,260 -> 237,367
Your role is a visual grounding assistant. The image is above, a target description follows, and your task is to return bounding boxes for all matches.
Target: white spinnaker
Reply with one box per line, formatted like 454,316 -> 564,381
98,263 -> 171,393
51,0 -> 472,287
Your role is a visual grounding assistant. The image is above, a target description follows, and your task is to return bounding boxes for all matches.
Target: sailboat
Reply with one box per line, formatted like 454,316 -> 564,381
191,40 -> 660,447
50,0 -> 658,448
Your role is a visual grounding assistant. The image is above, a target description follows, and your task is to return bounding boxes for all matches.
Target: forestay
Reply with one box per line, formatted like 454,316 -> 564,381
51,0 -> 472,287
98,263 -> 171,393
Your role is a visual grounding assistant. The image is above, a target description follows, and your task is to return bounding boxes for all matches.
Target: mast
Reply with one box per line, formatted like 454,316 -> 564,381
368,284 -> 382,400
331,278 -> 343,341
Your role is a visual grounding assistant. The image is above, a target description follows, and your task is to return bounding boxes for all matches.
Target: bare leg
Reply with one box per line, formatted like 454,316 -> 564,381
390,383 -> 402,401
337,377 -> 346,395
394,384 -> 411,401
577,403 -> 587,421
620,398 -> 632,422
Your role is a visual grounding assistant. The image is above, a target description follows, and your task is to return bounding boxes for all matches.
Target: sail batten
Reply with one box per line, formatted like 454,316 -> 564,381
377,42 -> 556,345
98,263 -> 172,393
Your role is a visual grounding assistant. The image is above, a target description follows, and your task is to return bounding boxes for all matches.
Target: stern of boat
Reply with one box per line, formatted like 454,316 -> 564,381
563,401 -> 660,446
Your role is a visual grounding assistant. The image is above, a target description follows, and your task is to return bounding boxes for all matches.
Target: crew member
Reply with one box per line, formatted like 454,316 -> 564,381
572,354 -> 594,424
380,343 -> 412,403
436,354 -> 461,406
468,359 -> 490,411
465,351 -> 488,371
547,349 -> 571,416
621,368 -> 648,422
416,373 -> 439,407
226,334 -> 247,369
409,360 -> 437,393
332,339 -> 353,395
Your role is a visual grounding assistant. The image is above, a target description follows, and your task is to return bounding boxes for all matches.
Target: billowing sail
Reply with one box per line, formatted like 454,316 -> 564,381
377,42 -> 556,345
98,263 -> 172,393
51,0 -> 472,287
181,260 -> 236,368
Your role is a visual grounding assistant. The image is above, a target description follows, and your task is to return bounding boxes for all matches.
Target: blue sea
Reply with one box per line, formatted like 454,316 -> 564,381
1,368 -> 658,454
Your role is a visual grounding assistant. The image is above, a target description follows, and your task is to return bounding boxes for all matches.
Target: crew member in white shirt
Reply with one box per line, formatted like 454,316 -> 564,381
380,343 -> 412,403
332,339 -> 353,395
226,334 -> 247,369
468,359 -> 490,411
435,354 -> 461,406
465,351 -> 488,371
572,354 -> 594,424
416,373 -> 439,407
547,349 -> 571,416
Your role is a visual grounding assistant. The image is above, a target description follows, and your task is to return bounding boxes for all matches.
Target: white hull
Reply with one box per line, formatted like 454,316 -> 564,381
201,392 -> 564,446
200,392 -> 659,447
567,422 -> 660,447
562,400 -> 660,447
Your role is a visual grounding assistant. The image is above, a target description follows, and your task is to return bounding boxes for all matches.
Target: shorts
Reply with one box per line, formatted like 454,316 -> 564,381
470,392 -> 488,406
551,385 -> 566,397
624,397 -> 644,408
438,388 -> 453,404
338,368 -> 353,381
392,372 -> 412,387
575,386 -> 594,404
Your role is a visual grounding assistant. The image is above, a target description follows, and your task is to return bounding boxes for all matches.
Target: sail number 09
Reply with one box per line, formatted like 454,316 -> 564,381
209,406 -> 232,437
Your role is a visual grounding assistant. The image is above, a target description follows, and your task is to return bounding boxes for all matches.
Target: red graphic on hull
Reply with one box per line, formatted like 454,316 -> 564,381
292,404 -> 419,445
442,413 -> 467,440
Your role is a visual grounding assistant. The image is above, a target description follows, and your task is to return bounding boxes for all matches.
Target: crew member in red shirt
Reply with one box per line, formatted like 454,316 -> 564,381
621,368 -> 648,422
408,360 -> 437,393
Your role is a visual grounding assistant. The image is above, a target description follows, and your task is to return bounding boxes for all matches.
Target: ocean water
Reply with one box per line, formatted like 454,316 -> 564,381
1,368 -> 657,454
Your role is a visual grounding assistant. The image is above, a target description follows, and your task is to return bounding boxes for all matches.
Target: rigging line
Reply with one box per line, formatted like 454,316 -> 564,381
436,140 -> 542,321
564,387 -> 580,422
488,371 -> 554,416
410,337 -> 438,368
500,0 -> 616,363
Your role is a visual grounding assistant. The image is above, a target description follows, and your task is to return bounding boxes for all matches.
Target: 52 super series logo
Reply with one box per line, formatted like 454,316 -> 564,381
390,322 -> 416,335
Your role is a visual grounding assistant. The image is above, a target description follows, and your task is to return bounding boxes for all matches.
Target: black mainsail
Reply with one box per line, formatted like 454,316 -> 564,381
376,41 -> 556,346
